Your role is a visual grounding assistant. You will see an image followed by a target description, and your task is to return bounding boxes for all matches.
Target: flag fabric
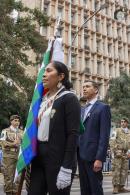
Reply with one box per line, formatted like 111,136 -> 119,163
16,37 -> 64,177
80,120 -> 85,134
16,43 -> 52,176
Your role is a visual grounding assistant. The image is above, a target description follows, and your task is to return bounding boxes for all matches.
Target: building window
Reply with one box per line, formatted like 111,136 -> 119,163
71,78 -> 76,92
44,4 -> 48,15
85,59 -> 90,73
95,19 -> 100,32
84,37 -> 88,47
95,1 -> 99,10
109,65 -> 113,77
71,32 -> 76,45
84,16 -> 89,28
41,27 -> 47,36
71,12 -> 75,24
107,24 -> 111,36
97,61 -> 102,75
97,40 -> 101,53
123,0 -> 129,6
83,0 -> 87,6
71,32 -> 75,40
57,7 -> 63,18
71,55 -> 76,67
118,48 -> 122,61
108,44 -> 112,56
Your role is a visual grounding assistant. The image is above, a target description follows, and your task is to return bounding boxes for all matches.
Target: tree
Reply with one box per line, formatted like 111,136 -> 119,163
0,0 -> 48,129
105,72 -> 130,125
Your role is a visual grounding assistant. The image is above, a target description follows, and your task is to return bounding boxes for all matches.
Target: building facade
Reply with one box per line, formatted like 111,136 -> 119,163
22,0 -> 130,98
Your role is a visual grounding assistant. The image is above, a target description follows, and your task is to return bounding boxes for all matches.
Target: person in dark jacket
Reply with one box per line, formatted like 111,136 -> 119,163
78,80 -> 111,195
28,61 -> 81,195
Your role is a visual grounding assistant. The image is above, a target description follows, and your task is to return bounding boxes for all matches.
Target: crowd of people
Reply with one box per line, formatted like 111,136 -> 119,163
0,61 -> 130,195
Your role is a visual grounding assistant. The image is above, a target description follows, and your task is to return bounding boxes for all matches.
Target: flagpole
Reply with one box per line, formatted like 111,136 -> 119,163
68,3 -> 108,81
16,169 -> 25,195
16,16 -> 62,195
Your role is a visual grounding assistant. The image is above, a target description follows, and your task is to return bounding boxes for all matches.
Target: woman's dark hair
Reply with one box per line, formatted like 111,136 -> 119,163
52,61 -> 72,90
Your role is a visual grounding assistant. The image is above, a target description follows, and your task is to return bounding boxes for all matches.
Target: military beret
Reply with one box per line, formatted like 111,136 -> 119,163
121,117 -> 129,123
10,115 -> 21,122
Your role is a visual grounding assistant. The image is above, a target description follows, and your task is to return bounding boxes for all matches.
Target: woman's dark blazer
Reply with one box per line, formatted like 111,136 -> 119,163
47,88 -> 81,170
29,89 -> 80,193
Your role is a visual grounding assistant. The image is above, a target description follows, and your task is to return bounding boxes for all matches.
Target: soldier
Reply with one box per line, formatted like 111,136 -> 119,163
110,118 -> 130,194
0,115 -> 23,195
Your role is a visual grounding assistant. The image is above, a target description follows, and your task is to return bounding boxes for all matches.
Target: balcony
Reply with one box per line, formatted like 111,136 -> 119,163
108,53 -> 112,59
84,45 -> 90,51
58,0 -> 64,4
118,36 -> 122,42
44,0 -> 50,5
84,67 -> 91,75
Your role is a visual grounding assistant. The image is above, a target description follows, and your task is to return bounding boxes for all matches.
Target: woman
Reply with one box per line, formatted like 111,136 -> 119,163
28,61 -> 81,195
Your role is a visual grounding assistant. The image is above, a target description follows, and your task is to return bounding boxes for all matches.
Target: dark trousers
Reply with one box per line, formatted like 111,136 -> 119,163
28,142 -> 71,195
78,154 -> 103,195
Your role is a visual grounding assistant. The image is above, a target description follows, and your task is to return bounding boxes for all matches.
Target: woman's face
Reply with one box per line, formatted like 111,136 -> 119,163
43,63 -> 64,89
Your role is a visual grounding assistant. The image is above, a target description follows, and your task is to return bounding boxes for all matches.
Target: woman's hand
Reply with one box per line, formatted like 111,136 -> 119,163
56,167 -> 72,190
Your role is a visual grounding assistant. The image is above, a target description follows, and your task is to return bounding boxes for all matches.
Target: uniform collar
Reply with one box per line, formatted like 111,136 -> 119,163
10,125 -> 18,132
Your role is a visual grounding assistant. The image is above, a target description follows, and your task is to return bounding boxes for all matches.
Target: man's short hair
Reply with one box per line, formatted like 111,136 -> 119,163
121,117 -> 129,123
10,115 -> 21,122
84,80 -> 99,90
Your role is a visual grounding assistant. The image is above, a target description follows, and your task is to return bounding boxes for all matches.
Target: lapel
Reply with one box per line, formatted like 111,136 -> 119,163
49,88 -> 74,138
49,88 -> 65,136
83,101 -> 99,123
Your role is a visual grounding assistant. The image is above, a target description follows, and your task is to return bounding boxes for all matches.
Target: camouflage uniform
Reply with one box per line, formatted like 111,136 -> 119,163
0,127 -> 23,195
110,128 -> 130,193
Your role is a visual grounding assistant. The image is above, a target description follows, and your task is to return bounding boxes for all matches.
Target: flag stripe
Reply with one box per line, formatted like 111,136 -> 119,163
16,48 -> 51,174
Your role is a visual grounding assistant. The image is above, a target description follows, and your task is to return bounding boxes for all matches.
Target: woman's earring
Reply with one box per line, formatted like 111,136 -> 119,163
57,82 -> 62,89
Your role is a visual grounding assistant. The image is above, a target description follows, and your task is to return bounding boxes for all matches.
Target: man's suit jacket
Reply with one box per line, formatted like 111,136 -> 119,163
45,89 -> 81,170
79,100 -> 111,162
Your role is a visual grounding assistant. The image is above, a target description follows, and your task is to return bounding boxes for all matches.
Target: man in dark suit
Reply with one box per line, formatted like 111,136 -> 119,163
78,80 -> 111,195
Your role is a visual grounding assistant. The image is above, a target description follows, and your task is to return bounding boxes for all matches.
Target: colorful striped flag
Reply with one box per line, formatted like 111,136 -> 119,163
16,44 -> 52,176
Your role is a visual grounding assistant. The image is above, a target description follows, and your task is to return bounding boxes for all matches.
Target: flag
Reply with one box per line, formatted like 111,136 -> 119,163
80,120 -> 85,134
16,38 -> 64,177
16,42 -> 52,176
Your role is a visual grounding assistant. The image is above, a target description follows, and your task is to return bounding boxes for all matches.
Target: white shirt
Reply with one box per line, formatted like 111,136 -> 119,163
83,97 -> 97,121
38,94 -> 55,142
38,87 -> 71,142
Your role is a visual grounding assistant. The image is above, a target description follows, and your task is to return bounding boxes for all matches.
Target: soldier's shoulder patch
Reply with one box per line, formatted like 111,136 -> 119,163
110,130 -> 117,140
0,131 -> 7,141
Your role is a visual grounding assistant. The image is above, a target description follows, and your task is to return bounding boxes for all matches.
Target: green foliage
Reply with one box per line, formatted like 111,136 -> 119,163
0,0 -> 48,129
105,72 -> 130,124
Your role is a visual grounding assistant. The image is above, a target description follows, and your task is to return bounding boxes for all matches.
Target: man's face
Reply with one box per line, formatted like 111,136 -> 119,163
121,120 -> 128,128
11,118 -> 20,128
83,82 -> 98,100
